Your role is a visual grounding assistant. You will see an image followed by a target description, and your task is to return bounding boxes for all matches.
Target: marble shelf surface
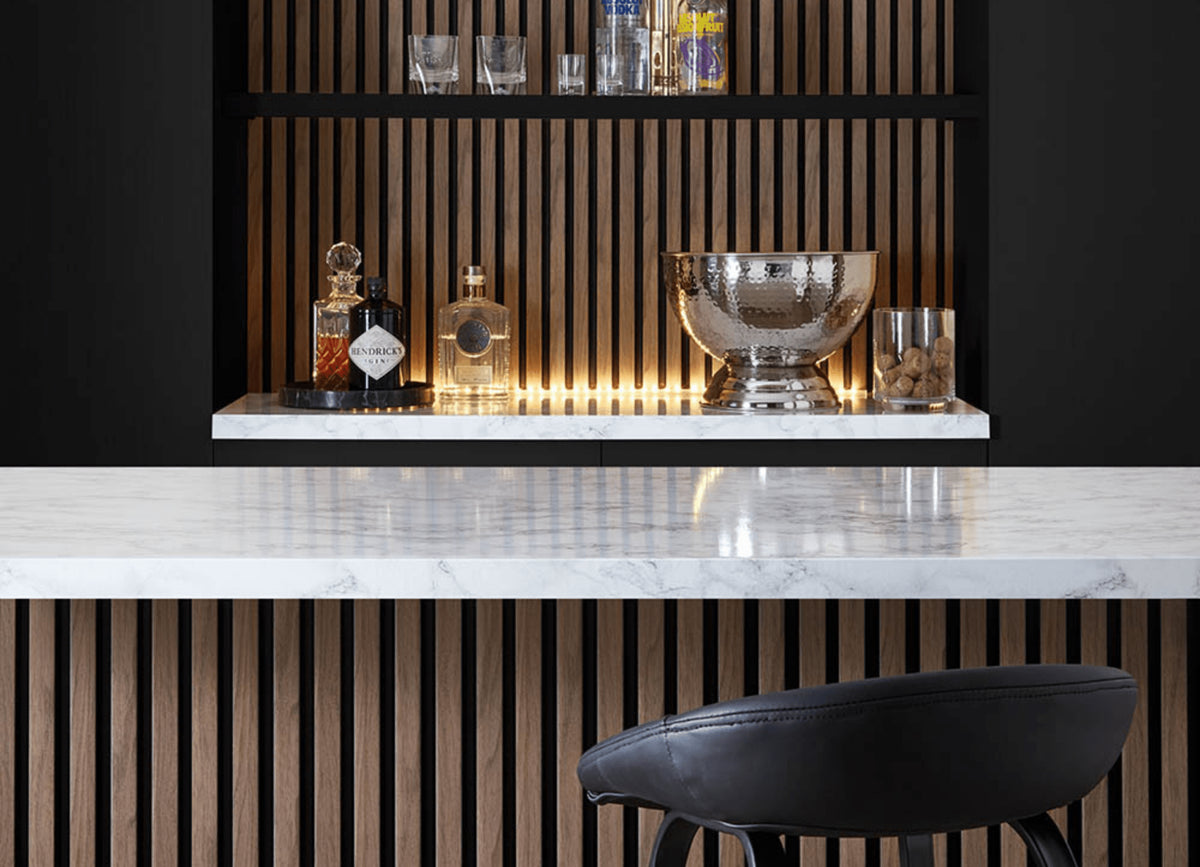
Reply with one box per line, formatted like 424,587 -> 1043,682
1,466 -> 1197,599
213,392 -> 990,440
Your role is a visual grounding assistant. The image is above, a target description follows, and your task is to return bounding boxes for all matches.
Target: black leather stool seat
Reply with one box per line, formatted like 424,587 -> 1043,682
578,664 -> 1135,863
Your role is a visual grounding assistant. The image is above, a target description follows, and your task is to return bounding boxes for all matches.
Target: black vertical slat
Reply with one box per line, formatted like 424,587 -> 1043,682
678,116 -> 690,390
501,601 -> 517,867
1187,600 -> 1200,867
15,600 -> 30,867
1107,600 -> 1124,867
423,119 -> 434,378
541,601 -> 558,867
262,116 -> 274,390
137,601 -> 152,867
380,601 -> 396,867
54,601 -> 69,867
824,599 -> 840,867
903,599 -> 921,673
96,601 -> 112,867
339,601 -> 354,867
582,600 -> 598,867
702,600 -> 718,867
519,120 -> 530,389
259,602 -> 274,867
609,123 -> 621,389
985,599 -> 1000,867
299,600 -> 315,867
743,601 -> 759,696
419,600 -> 436,867
178,601 -> 193,867
944,600 -> 961,867
461,601 -> 477,867
286,118 -> 296,378
633,121 -> 645,389
566,120 -> 577,388
663,600 -> 678,715
543,121 -> 553,387
621,601 -> 638,867
842,117 -> 853,388
218,601 -> 234,867
749,120 -> 760,251
587,119 -> 598,388
1148,601 -> 1163,867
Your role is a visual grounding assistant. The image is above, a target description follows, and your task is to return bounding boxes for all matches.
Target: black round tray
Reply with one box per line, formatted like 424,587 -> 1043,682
279,381 -> 434,410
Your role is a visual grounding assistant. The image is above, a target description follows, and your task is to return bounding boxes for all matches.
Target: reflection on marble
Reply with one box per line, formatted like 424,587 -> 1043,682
1,467 -> 1197,598
213,392 -> 990,440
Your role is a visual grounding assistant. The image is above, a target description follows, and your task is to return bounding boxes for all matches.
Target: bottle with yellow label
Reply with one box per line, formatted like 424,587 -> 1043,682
675,0 -> 728,95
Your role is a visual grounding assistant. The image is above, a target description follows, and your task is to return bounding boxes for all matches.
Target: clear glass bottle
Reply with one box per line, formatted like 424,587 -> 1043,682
436,265 -> 511,400
312,242 -> 363,390
595,0 -> 651,95
676,0 -> 728,95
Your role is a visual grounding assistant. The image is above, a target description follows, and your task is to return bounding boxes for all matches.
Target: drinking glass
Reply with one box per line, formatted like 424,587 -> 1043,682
557,54 -> 586,95
475,35 -> 527,95
873,307 -> 956,408
408,35 -> 460,94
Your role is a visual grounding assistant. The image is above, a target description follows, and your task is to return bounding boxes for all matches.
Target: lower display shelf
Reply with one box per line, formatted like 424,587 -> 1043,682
213,391 -> 990,441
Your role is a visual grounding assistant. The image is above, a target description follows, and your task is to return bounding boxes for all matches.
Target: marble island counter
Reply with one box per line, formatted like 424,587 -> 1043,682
1,466 -> 1196,599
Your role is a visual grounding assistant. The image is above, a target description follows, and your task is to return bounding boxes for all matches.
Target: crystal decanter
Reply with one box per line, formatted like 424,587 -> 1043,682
312,242 -> 363,390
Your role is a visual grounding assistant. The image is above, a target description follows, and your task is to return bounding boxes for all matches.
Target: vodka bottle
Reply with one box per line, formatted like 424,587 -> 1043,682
596,0 -> 651,95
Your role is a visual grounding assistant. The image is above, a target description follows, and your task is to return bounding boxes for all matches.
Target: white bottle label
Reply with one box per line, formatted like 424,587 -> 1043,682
455,365 -> 494,385
349,325 -> 406,380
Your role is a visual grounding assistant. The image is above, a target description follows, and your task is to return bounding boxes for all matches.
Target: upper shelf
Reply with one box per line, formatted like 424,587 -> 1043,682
223,93 -> 985,121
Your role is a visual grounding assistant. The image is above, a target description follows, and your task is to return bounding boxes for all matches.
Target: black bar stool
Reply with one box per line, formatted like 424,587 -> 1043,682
578,664 -> 1136,867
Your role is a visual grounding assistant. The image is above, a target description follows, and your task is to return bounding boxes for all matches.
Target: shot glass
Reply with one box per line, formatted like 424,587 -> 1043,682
872,307 -> 956,408
408,35 -> 459,94
556,53 -> 586,95
476,35 -> 527,95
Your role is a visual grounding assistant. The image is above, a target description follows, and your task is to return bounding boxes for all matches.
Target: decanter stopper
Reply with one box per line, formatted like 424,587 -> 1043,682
326,241 -> 363,290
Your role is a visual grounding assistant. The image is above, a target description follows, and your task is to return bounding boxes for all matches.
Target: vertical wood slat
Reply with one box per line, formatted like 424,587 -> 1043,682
397,600 -> 423,867
111,601 -> 138,864
153,601 -> 179,865
273,600 -> 301,866
558,601 -> 584,867
958,600 -> 988,867
638,601 -> 665,867
69,601 -> 95,867
1080,600 -> 1109,867
233,601 -> 259,866
1161,600 -> 1189,864
718,600 -> 743,867
677,599 -> 705,867
28,601 -> 55,866
516,602 -> 541,867
315,599 -> 341,866
0,601 -> 13,864
1123,601 -> 1150,867
355,601 -> 381,866
477,601 -> 504,867
436,600 -> 463,867
999,600 -> 1026,867
799,600 -> 826,867
839,601 -> 866,867
193,600 -> 220,867
596,600 -> 624,867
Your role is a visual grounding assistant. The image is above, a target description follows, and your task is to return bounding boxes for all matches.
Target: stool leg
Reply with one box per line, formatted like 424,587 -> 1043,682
650,812 -> 700,867
1009,813 -> 1079,867
899,834 -> 935,867
735,832 -> 788,867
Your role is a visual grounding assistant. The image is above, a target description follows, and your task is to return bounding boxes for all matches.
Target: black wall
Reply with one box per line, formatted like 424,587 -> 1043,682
3,0 -> 1196,466
986,0 -> 1200,465
3,0 -> 213,465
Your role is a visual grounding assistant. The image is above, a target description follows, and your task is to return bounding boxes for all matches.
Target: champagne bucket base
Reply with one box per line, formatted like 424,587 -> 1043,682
702,363 -> 840,412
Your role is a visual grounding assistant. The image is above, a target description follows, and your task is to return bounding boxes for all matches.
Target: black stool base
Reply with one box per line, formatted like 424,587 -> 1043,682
648,811 -> 1077,867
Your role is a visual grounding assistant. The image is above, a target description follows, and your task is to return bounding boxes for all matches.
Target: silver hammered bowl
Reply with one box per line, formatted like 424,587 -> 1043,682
662,251 -> 878,411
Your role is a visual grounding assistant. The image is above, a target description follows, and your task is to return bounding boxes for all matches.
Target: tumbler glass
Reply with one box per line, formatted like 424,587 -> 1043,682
476,35 -> 527,94
557,53 -> 586,95
408,35 -> 460,94
872,307 -> 956,407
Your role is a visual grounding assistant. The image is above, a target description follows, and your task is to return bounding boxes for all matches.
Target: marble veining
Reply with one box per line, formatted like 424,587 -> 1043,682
1,466 -> 1196,598
212,392 -> 990,440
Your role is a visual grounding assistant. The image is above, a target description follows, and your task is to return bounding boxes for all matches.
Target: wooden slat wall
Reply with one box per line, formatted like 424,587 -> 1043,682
0,599 -> 1192,867
241,0 -> 957,393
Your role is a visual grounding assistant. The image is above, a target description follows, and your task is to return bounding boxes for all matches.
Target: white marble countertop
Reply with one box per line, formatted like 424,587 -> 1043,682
1,467 -> 1196,598
213,392 -> 990,440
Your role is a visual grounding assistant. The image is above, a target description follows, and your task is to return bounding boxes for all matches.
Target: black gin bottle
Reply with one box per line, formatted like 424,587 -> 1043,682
349,277 -> 406,390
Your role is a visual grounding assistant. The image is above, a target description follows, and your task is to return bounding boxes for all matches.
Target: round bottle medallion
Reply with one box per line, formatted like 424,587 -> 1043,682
456,319 -> 492,355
